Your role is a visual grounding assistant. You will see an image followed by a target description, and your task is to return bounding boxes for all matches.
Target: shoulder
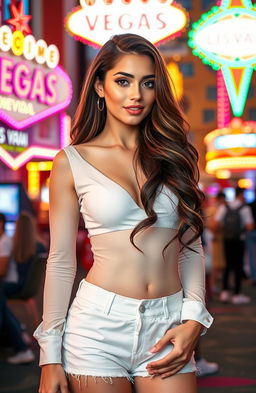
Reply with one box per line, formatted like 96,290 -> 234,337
241,204 -> 252,214
51,149 -> 76,181
52,149 -> 71,169
49,149 -> 77,192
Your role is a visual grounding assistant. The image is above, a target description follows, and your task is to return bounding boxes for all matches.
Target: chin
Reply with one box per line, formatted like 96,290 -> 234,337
126,119 -> 143,126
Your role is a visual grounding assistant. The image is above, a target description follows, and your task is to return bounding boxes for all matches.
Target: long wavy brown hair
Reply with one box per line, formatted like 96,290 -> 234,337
12,211 -> 36,263
71,33 -> 204,256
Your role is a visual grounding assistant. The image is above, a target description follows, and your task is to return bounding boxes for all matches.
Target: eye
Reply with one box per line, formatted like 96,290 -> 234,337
115,79 -> 129,87
142,80 -> 155,89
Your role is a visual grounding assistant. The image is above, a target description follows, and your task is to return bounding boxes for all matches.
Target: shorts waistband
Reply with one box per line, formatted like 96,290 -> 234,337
76,279 -> 183,317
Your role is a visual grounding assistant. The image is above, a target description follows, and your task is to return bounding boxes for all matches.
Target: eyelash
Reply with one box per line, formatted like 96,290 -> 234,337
115,79 -> 155,89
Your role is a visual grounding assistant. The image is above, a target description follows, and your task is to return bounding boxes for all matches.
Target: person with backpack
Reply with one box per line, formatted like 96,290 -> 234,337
214,187 -> 254,304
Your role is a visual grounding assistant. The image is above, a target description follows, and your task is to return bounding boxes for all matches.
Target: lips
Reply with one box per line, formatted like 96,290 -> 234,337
124,105 -> 144,110
123,105 -> 144,115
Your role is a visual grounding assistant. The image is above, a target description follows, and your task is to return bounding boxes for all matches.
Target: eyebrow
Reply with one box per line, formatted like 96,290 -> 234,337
113,72 -> 155,79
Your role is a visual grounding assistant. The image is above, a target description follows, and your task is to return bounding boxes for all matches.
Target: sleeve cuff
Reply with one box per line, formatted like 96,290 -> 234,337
180,299 -> 214,336
33,321 -> 66,366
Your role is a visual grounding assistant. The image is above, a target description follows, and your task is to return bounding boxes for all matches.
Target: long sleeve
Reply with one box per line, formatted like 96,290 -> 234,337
33,151 -> 80,366
178,229 -> 213,335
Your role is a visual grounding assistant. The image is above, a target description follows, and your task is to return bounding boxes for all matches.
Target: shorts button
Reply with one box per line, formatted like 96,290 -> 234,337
139,304 -> 145,313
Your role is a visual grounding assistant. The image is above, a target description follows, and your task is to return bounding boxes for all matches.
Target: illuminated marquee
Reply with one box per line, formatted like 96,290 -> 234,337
65,0 -> 188,47
214,134 -> 256,150
0,112 -> 71,170
0,25 -> 72,130
188,0 -> 256,117
204,118 -> 256,174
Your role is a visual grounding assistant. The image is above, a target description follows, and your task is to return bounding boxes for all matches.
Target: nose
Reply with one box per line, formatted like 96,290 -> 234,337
130,82 -> 142,101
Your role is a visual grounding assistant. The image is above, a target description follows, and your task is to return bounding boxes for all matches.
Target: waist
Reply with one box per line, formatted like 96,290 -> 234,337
75,279 -> 183,317
87,227 -> 181,298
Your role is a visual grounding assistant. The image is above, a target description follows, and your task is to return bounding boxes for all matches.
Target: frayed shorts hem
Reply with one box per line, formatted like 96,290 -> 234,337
64,367 -> 197,385
64,369 -> 134,384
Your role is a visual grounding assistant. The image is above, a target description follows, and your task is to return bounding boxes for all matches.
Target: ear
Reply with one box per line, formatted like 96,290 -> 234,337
94,78 -> 104,97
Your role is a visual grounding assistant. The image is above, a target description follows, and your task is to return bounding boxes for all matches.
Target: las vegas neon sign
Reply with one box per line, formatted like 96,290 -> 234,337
0,25 -> 72,130
65,0 -> 188,47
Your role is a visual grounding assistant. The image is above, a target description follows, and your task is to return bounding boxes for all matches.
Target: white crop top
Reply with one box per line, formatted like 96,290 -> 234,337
33,145 -> 214,366
64,145 -> 179,237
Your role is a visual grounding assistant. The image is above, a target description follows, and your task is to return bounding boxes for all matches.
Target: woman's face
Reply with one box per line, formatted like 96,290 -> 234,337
95,54 -> 156,127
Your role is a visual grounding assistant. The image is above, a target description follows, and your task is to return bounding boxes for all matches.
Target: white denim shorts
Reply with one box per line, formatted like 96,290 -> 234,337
62,279 -> 196,381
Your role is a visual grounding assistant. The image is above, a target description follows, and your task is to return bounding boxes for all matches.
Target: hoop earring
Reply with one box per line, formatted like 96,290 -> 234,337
97,97 -> 105,112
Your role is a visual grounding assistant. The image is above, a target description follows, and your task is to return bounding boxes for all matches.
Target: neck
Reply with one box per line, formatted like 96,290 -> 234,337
101,118 -> 139,150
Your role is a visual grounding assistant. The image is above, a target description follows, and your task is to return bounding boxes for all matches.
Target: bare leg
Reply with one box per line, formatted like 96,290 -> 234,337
67,375 -> 133,393
135,372 -> 197,393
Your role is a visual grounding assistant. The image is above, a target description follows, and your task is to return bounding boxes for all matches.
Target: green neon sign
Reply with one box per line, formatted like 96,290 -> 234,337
188,0 -> 256,117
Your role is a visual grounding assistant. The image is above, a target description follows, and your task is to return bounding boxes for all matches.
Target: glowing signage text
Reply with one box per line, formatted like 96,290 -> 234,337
0,26 -> 72,130
0,25 -> 59,68
65,0 -> 188,47
0,127 -> 28,148
214,134 -> 256,150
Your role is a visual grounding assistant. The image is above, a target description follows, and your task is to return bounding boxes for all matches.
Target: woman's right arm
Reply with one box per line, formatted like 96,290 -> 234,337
33,149 -> 80,392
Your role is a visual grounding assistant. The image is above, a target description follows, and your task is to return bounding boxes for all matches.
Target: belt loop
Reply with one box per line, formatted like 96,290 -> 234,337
104,292 -> 116,315
77,278 -> 85,294
163,297 -> 169,319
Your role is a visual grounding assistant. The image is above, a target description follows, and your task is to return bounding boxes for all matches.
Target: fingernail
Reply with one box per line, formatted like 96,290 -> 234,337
150,346 -> 157,352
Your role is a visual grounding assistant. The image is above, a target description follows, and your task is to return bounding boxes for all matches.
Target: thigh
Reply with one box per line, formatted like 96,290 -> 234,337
135,372 -> 197,393
68,375 -> 133,393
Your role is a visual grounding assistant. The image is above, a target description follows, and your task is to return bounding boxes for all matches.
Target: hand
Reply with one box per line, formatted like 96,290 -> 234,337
39,364 -> 69,393
146,320 -> 203,378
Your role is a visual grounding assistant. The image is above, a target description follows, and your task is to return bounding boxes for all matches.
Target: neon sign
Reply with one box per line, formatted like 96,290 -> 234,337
0,145 -> 59,170
65,0 -> 188,48
214,134 -> 256,150
0,2 -> 72,170
0,25 -> 72,130
204,118 -> 256,174
0,112 -> 71,170
188,0 -> 256,117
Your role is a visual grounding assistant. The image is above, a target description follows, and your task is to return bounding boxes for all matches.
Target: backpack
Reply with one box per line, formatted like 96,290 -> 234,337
223,204 -> 244,240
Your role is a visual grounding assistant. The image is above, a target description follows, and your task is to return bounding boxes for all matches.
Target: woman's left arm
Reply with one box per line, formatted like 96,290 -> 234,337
146,228 -> 213,378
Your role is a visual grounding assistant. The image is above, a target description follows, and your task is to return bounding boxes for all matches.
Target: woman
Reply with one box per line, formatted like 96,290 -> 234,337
34,34 -> 213,393
3,211 -> 46,297
0,212 -> 35,364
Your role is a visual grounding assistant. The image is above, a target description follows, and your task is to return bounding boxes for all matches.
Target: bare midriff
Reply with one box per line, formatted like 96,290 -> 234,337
86,227 -> 182,299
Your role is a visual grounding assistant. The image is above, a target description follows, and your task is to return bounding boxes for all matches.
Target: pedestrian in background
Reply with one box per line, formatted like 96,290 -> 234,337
3,211 -> 46,298
0,212 -> 35,364
205,191 -> 227,294
214,187 -> 254,304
